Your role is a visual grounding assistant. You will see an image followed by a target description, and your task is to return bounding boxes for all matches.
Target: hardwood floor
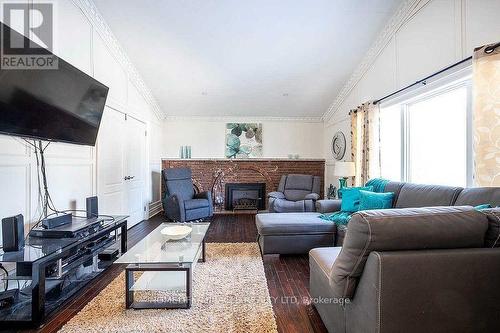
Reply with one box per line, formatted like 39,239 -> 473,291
30,214 -> 327,333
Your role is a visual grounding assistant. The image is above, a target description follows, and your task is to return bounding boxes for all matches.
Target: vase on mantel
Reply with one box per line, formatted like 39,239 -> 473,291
179,146 -> 192,159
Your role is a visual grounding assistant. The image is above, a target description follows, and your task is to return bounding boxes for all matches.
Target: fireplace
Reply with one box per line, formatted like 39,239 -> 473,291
162,158 -> 325,213
225,183 -> 266,211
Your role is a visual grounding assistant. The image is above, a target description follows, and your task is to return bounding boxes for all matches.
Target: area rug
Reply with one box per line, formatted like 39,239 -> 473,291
59,243 -> 277,333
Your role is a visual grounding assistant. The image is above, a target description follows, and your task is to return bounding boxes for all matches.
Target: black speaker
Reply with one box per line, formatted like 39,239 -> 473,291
1,214 -> 24,252
86,196 -> 98,219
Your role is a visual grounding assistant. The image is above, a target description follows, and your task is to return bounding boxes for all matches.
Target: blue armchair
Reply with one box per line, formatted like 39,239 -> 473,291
162,168 -> 213,222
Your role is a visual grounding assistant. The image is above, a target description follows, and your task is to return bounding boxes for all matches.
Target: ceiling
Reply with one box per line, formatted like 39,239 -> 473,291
94,0 -> 400,119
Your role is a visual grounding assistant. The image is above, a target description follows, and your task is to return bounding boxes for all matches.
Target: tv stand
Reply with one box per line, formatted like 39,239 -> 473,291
0,215 -> 128,329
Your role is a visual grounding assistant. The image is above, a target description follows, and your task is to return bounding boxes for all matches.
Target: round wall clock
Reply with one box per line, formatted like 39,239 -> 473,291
331,131 -> 346,160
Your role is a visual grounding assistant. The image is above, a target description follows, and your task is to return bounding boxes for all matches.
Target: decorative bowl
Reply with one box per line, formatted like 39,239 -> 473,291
161,225 -> 192,240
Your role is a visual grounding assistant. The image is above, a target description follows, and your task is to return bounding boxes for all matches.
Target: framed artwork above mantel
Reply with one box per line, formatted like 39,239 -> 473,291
225,123 -> 263,158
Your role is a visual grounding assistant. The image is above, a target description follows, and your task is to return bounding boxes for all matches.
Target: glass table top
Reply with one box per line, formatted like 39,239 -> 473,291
115,222 -> 210,265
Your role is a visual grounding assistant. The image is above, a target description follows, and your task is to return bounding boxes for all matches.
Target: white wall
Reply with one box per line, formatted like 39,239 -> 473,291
0,0 -> 163,239
323,0 -> 500,190
162,119 -> 324,159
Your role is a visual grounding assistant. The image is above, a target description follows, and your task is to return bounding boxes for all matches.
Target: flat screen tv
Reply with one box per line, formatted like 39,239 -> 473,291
0,23 -> 109,146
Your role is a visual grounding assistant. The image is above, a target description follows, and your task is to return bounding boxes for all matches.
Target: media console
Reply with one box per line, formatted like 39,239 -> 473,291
0,215 -> 128,329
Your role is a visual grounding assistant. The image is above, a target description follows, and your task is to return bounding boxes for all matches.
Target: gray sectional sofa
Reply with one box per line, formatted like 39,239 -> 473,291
256,180 -> 500,332
310,205 -> 500,332
256,181 -> 500,254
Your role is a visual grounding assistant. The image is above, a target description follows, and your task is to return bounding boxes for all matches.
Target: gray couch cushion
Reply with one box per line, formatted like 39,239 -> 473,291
269,198 -> 315,213
285,174 -> 315,190
395,183 -> 463,208
256,213 -> 335,235
310,247 -> 341,277
309,247 -> 346,333
316,199 -> 342,213
184,198 -> 210,210
283,174 -> 316,201
185,207 -> 210,221
454,187 -> 500,207
384,181 -> 405,205
163,168 -> 195,201
164,167 -> 191,180
284,189 -> 312,201
329,206 -> 488,299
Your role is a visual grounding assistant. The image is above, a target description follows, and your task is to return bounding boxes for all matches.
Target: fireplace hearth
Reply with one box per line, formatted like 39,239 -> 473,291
225,183 -> 266,211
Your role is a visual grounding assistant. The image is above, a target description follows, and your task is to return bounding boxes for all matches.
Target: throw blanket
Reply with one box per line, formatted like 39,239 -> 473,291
365,178 -> 390,193
320,178 -> 390,225
320,211 -> 352,225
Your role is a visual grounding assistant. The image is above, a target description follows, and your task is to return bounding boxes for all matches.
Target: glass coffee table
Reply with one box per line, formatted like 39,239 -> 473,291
115,222 -> 210,309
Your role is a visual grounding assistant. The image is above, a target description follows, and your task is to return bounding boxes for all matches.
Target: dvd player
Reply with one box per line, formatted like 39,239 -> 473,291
30,217 -> 106,238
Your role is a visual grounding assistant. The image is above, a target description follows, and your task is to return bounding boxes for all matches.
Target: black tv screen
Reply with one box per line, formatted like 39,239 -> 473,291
0,23 -> 108,146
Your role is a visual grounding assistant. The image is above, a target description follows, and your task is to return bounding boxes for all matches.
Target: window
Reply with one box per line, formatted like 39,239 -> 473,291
379,104 -> 401,181
379,71 -> 472,187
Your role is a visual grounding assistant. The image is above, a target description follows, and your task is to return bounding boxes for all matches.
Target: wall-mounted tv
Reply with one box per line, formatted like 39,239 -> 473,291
0,22 -> 109,146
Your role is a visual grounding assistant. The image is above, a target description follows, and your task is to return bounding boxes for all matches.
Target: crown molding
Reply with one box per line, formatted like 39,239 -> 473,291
71,0 -> 164,121
322,0 -> 426,122
163,115 -> 324,123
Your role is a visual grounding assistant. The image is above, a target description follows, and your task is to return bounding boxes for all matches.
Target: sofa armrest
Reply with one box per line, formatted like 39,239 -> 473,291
316,199 -> 342,213
194,190 -> 212,201
304,193 -> 320,201
268,191 -> 285,199
194,190 -> 213,216
346,249 -> 500,333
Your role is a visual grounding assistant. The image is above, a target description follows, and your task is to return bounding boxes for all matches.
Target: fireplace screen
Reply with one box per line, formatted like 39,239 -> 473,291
225,183 -> 266,211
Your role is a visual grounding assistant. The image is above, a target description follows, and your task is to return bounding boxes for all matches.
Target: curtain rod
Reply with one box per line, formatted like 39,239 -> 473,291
373,56 -> 472,105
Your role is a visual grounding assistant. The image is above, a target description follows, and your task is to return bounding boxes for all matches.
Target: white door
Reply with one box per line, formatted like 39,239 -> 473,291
97,108 -> 125,216
123,116 -> 146,228
97,109 -> 146,229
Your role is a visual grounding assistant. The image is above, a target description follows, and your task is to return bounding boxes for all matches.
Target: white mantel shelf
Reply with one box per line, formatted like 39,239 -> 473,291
161,158 -> 326,162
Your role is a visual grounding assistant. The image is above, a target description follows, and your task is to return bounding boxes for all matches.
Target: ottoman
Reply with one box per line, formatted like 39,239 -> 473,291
256,213 -> 337,255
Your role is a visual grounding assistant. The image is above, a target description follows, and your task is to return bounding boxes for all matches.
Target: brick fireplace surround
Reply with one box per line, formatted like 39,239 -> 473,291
161,158 -> 325,211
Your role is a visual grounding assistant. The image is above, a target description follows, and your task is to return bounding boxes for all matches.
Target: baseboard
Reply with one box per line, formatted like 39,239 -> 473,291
148,200 -> 163,218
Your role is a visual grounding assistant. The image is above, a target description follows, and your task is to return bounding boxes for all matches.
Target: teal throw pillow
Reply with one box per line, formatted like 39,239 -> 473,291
340,186 -> 374,212
358,190 -> 394,211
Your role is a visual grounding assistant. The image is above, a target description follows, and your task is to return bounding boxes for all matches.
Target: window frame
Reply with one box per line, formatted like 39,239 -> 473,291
379,66 -> 473,187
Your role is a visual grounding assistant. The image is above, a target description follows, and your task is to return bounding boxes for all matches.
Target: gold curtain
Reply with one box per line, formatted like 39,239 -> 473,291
473,43 -> 500,186
350,101 -> 381,186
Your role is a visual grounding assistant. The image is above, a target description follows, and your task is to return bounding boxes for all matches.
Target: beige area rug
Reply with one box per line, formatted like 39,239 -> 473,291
59,243 -> 277,333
